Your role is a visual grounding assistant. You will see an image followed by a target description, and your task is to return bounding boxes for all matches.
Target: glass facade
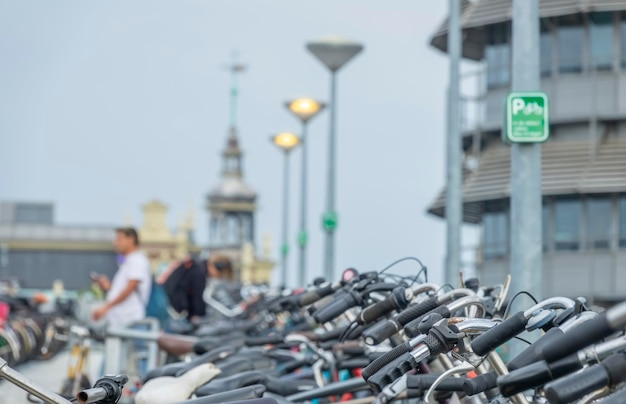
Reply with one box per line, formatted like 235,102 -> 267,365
558,15 -> 585,73
587,198 -> 612,249
483,13 -> 626,86
589,12 -> 614,71
542,203 -> 550,251
483,211 -> 508,259
486,23 -> 510,88
622,12 -> 626,67
540,20 -> 553,76
483,196 -> 626,259
554,199 -> 582,250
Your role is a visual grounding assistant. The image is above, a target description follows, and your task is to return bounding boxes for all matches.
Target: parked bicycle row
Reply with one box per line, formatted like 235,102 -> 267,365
3,258 -> 626,403
0,293 -> 72,368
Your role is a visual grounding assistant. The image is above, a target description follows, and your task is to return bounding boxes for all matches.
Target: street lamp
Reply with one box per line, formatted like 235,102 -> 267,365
285,98 -> 326,287
271,132 -> 300,288
306,35 -> 363,282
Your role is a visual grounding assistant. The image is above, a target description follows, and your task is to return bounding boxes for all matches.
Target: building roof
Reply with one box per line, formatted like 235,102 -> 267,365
428,138 -> 626,223
0,224 -> 115,243
431,0 -> 626,60
208,176 -> 257,201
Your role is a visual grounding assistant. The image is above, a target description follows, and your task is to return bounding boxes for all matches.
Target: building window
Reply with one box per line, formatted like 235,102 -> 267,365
486,23 -> 510,88
589,12 -> 614,71
14,204 -> 53,225
542,202 -> 550,251
540,20 -> 553,76
619,196 -> 626,247
621,13 -> 626,67
587,198 -> 612,249
555,199 -> 582,250
483,211 -> 508,259
558,15 -> 585,73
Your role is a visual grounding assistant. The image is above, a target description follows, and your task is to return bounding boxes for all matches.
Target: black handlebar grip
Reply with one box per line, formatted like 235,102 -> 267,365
544,364 -> 610,404
299,285 -> 335,306
544,353 -> 626,404
498,354 -> 581,397
244,334 -> 285,346
407,374 -> 466,392
362,319 -> 401,345
365,353 -> 410,393
317,325 -> 348,342
462,372 -> 498,396
539,311 -> 613,364
361,341 -> 411,381
396,296 -> 440,326
507,326 -> 565,370
471,311 -> 527,356
358,291 -> 402,325
404,306 -> 452,338
313,294 -> 358,324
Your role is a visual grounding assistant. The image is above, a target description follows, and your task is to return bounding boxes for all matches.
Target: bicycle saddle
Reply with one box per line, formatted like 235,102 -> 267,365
195,370 -> 317,397
195,318 -> 262,337
215,355 -> 277,378
172,384 -> 266,404
157,333 -> 198,357
135,363 -> 221,404
143,345 -> 237,382
194,333 -> 246,354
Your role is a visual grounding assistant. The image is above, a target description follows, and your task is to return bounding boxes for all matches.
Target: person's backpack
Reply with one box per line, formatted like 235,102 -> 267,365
162,265 -> 188,314
139,277 -> 170,327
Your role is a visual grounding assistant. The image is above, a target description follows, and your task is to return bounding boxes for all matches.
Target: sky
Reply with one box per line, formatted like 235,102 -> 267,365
0,0 -> 477,286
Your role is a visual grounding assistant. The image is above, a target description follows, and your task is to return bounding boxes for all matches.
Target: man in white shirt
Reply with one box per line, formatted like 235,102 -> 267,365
92,227 -> 151,327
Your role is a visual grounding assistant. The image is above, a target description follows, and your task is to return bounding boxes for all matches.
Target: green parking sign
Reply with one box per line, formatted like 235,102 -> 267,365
505,92 -> 549,143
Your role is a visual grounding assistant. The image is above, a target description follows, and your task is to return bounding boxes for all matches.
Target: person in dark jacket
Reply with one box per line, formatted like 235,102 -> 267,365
163,256 -> 206,321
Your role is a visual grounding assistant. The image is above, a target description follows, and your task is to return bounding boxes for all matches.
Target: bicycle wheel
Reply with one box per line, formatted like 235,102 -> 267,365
10,319 -> 33,362
0,328 -> 20,365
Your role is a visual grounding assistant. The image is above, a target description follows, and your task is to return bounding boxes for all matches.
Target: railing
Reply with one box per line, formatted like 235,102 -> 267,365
103,318 -> 160,377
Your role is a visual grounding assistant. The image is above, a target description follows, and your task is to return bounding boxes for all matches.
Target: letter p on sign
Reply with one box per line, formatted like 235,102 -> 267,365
512,98 -> 525,115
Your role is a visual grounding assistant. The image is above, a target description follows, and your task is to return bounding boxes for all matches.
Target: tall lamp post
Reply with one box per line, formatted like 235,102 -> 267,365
271,132 -> 300,287
306,36 -> 363,282
285,98 -> 326,287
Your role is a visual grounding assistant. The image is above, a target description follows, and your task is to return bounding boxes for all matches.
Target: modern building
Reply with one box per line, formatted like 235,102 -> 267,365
0,201 -> 199,290
428,0 -> 626,305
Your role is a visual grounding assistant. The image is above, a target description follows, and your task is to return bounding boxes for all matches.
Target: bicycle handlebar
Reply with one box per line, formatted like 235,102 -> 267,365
544,353 -> 626,404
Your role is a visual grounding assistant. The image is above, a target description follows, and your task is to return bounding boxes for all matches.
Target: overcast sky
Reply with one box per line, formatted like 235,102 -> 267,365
0,0 -> 478,286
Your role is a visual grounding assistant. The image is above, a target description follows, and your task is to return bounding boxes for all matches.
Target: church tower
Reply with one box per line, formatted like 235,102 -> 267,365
207,60 -> 257,279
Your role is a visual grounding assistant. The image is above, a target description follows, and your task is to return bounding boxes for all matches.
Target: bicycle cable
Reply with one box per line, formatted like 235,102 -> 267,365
503,290 -> 538,319
378,257 -> 428,283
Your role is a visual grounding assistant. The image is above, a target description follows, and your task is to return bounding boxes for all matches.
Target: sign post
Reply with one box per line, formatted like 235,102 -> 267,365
509,0 -> 543,359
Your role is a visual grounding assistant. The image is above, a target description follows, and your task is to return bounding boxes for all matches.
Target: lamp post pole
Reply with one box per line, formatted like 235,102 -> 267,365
307,36 -> 363,282
272,132 -> 300,288
286,98 -> 325,287
280,149 -> 291,288
298,120 -> 309,286
324,71 -> 337,283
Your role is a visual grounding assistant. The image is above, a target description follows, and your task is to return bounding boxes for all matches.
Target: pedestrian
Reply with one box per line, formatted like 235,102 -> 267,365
203,255 -> 259,320
92,227 -> 152,327
162,255 -> 207,322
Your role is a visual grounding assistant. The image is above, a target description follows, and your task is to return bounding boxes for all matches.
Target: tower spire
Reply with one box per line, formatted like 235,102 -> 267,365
228,52 -> 246,129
